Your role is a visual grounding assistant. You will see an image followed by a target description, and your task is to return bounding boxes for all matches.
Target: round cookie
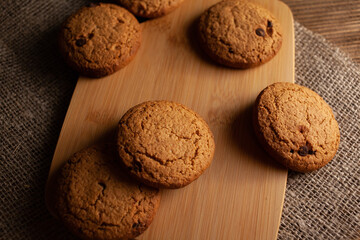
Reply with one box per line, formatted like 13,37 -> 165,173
54,144 -> 160,240
117,101 -> 215,188
115,0 -> 184,18
252,82 -> 340,172
59,3 -> 141,78
198,0 -> 282,68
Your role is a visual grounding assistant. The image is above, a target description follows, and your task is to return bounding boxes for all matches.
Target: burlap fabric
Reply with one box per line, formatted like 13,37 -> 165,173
0,1 -> 359,239
278,22 -> 360,240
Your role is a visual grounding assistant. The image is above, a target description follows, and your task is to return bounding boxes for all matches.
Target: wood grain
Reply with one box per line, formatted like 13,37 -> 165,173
45,0 -> 294,239
283,0 -> 360,64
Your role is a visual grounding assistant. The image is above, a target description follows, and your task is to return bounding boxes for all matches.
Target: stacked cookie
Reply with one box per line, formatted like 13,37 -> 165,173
59,1 -> 185,78
53,101 -> 215,239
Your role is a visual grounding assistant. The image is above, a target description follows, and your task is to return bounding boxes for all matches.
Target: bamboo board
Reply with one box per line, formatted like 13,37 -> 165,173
46,0 -> 294,239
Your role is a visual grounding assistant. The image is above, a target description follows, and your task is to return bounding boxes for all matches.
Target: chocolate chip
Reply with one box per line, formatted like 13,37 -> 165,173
298,146 -> 308,156
75,38 -> 86,47
132,222 -> 141,228
134,161 -> 142,172
228,48 -> 234,53
98,182 -> 106,190
255,28 -> 265,37
266,20 -> 274,36
290,149 -> 294,153
308,149 -> 316,155
298,125 -> 307,134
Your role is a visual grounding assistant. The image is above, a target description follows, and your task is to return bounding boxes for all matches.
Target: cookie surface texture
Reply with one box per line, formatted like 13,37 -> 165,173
54,144 -> 160,240
198,0 -> 282,68
115,0 -> 184,18
117,101 -> 215,188
59,3 -> 141,77
253,82 -> 340,172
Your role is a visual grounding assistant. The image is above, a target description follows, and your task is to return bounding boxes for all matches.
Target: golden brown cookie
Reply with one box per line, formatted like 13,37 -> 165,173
117,101 -> 215,188
198,0 -> 282,68
115,0 -> 184,18
59,3 -> 141,78
253,82 -> 340,172
54,144 -> 160,240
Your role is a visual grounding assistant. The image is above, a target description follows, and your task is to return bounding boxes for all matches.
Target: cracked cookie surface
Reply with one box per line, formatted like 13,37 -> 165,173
54,144 -> 160,240
253,82 -> 340,172
115,0 -> 184,18
117,101 -> 215,188
59,3 -> 141,77
198,0 -> 282,68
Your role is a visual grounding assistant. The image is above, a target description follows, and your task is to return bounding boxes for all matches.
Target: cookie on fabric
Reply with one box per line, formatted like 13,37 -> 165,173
54,144 -> 160,240
114,0 -> 184,18
198,0 -> 282,68
117,101 -> 215,188
252,82 -> 340,172
59,3 -> 141,78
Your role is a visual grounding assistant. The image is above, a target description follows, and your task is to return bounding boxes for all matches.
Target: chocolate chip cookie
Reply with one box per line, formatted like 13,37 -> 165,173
54,144 -> 161,239
115,0 -> 184,18
198,0 -> 282,68
117,101 -> 216,188
253,82 -> 340,172
59,3 -> 141,77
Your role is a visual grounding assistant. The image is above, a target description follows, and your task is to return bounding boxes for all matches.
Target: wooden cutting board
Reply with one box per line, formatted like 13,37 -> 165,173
46,0 -> 294,239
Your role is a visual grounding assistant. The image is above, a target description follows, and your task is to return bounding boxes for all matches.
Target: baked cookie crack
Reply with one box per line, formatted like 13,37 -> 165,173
117,101 -> 215,188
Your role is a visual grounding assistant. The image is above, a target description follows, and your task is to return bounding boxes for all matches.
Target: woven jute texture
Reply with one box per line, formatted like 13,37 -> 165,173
0,1 -> 359,239
278,22 -> 360,240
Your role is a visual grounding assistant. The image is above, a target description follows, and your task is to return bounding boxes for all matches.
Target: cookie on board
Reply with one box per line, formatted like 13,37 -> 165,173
117,101 -> 215,188
54,144 -> 160,240
198,0 -> 282,68
253,82 -> 340,172
59,3 -> 141,77
115,0 -> 184,18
